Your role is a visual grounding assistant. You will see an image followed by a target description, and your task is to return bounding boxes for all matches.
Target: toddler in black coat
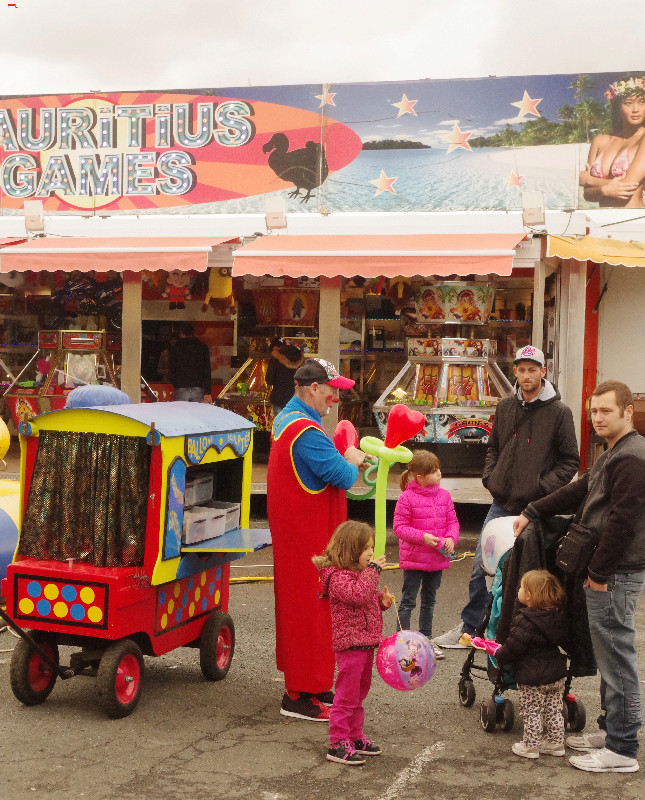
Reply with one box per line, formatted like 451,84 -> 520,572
494,570 -> 569,759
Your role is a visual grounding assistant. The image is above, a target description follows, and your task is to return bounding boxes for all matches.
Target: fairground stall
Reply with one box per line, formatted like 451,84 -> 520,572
0,402 -> 270,717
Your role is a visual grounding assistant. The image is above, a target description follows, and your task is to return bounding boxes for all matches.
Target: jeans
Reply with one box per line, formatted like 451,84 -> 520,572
461,502 -> 512,635
329,648 -> 374,746
397,569 -> 443,638
584,570 -> 645,759
175,387 -> 205,402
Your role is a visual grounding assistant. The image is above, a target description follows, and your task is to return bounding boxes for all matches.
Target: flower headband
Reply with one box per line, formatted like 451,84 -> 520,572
605,76 -> 645,101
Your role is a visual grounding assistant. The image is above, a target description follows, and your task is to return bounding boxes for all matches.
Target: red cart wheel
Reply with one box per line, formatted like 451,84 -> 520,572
10,632 -> 59,705
96,639 -> 144,718
200,611 -> 235,681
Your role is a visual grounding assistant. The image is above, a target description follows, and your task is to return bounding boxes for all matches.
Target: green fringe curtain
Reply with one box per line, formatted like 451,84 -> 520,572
19,430 -> 150,567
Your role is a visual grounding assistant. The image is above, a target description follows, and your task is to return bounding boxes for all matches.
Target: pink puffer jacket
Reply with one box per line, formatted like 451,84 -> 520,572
318,564 -> 387,652
393,481 -> 459,571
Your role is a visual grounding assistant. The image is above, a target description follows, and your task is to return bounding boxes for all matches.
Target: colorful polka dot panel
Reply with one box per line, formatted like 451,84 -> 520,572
14,576 -> 108,629
156,566 -> 223,635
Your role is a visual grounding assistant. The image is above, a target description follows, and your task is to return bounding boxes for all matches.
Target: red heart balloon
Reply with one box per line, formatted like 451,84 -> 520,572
333,420 -> 359,454
384,404 -> 425,448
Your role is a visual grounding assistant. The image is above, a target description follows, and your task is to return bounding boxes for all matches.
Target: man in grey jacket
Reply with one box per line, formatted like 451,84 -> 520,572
515,380 -> 645,773
435,345 -> 579,649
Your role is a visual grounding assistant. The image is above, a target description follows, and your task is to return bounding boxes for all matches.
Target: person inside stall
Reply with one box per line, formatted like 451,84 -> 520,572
265,339 -> 305,416
168,323 -> 212,403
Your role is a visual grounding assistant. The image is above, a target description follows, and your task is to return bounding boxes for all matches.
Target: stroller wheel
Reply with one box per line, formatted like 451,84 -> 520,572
564,697 -> 586,732
480,698 -> 497,732
458,678 -> 476,707
500,698 -> 515,732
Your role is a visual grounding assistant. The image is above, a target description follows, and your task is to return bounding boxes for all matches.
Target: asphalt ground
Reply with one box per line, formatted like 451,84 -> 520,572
1,504 -> 644,800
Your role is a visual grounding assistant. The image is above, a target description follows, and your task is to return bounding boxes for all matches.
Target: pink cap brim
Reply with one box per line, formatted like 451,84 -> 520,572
327,376 -> 355,390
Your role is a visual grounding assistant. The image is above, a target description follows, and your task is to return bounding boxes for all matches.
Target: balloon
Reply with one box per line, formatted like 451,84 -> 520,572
333,420 -> 359,454
383,403 -> 425,448
376,631 -> 436,691
480,515 -> 517,577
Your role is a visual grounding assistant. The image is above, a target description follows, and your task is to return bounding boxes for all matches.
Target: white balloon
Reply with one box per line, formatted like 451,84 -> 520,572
481,515 -> 517,576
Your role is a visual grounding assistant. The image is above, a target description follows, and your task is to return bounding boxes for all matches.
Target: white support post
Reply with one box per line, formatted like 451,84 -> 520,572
558,258 -> 586,450
317,276 -> 342,435
121,271 -> 143,404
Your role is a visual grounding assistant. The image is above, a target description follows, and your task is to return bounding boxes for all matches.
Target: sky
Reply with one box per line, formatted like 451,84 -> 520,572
0,0 -> 643,96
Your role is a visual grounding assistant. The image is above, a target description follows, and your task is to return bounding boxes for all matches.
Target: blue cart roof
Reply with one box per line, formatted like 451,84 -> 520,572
37,401 -> 255,437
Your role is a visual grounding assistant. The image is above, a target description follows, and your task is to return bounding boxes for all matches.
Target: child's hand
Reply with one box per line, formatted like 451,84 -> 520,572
382,585 -> 395,608
423,533 -> 439,548
443,539 -> 455,555
371,555 -> 387,569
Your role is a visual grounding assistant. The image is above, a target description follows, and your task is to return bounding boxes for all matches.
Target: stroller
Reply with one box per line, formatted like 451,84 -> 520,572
457,515 -> 595,734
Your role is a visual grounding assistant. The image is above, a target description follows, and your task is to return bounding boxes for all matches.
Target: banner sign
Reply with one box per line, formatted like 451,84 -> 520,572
1,71 -> 643,213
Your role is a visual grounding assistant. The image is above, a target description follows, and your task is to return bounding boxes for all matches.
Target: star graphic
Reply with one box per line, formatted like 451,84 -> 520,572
445,123 -> 472,154
392,93 -> 418,117
369,170 -> 398,196
510,91 -> 542,118
507,171 -> 523,188
315,90 -> 336,107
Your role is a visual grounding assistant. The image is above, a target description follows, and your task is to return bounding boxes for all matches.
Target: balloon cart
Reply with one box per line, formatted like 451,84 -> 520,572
0,402 -> 270,717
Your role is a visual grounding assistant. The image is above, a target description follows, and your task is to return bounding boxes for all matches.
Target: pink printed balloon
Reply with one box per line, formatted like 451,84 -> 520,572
376,631 -> 436,691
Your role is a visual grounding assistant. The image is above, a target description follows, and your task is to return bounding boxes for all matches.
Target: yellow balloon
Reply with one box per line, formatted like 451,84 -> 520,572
0,418 -> 10,462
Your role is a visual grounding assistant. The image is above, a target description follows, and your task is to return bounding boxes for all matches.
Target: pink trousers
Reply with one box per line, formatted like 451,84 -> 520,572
329,648 -> 374,746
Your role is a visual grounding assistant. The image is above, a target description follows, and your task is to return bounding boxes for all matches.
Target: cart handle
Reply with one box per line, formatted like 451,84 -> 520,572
0,606 -> 75,680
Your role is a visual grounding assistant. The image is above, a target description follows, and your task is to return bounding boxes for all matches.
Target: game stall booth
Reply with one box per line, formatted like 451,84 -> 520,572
0,402 -> 270,717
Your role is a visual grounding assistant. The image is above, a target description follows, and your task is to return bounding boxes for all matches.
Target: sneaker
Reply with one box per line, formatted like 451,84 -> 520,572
430,641 -> 445,660
569,747 -> 639,773
354,737 -> 382,756
302,690 -> 334,706
280,693 -> 331,721
539,740 -> 566,757
327,741 -> 366,765
512,742 -> 539,759
434,623 -> 471,649
566,731 -> 606,752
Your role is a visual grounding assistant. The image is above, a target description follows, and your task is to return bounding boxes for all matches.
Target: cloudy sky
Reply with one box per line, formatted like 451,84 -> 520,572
0,0 -> 643,96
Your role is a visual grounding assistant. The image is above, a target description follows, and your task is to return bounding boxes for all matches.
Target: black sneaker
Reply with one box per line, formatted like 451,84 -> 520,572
354,737 -> 382,756
280,693 -> 331,721
327,741 -> 366,765
302,690 -> 334,706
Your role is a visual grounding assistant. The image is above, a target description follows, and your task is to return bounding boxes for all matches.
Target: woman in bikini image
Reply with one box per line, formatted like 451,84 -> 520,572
579,75 -> 645,207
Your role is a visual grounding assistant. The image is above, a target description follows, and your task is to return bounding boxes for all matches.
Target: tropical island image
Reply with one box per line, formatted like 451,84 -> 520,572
469,74 -> 613,147
362,139 -> 431,149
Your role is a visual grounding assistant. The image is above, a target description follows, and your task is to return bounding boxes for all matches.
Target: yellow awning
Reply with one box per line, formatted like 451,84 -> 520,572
547,236 -> 645,267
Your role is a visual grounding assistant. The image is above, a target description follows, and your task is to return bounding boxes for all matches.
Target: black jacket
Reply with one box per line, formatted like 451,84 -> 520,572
265,345 -> 304,408
168,335 -> 211,395
527,430 -> 645,582
495,606 -> 568,687
482,382 -> 579,514
496,517 -> 596,678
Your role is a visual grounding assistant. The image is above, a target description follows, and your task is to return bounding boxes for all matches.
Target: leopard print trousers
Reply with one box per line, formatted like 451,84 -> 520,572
517,679 -> 565,748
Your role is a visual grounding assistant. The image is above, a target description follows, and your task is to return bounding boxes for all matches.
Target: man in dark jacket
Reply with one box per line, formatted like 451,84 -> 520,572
435,345 -> 579,649
515,380 -> 645,774
168,323 -> 212,403
265,341 -> 305,414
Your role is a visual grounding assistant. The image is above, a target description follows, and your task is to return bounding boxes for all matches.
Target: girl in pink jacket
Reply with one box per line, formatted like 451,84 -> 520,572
313,521 -> 394,766
393,451 -> 459,660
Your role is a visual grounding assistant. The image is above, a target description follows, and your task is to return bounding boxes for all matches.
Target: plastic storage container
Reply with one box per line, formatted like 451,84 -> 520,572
182,505 -> 226,544
205,501 -> 241,532
184,475 -> 213,507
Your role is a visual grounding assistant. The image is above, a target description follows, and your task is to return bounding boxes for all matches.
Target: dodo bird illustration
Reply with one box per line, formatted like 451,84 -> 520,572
262,132 -> 329,202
